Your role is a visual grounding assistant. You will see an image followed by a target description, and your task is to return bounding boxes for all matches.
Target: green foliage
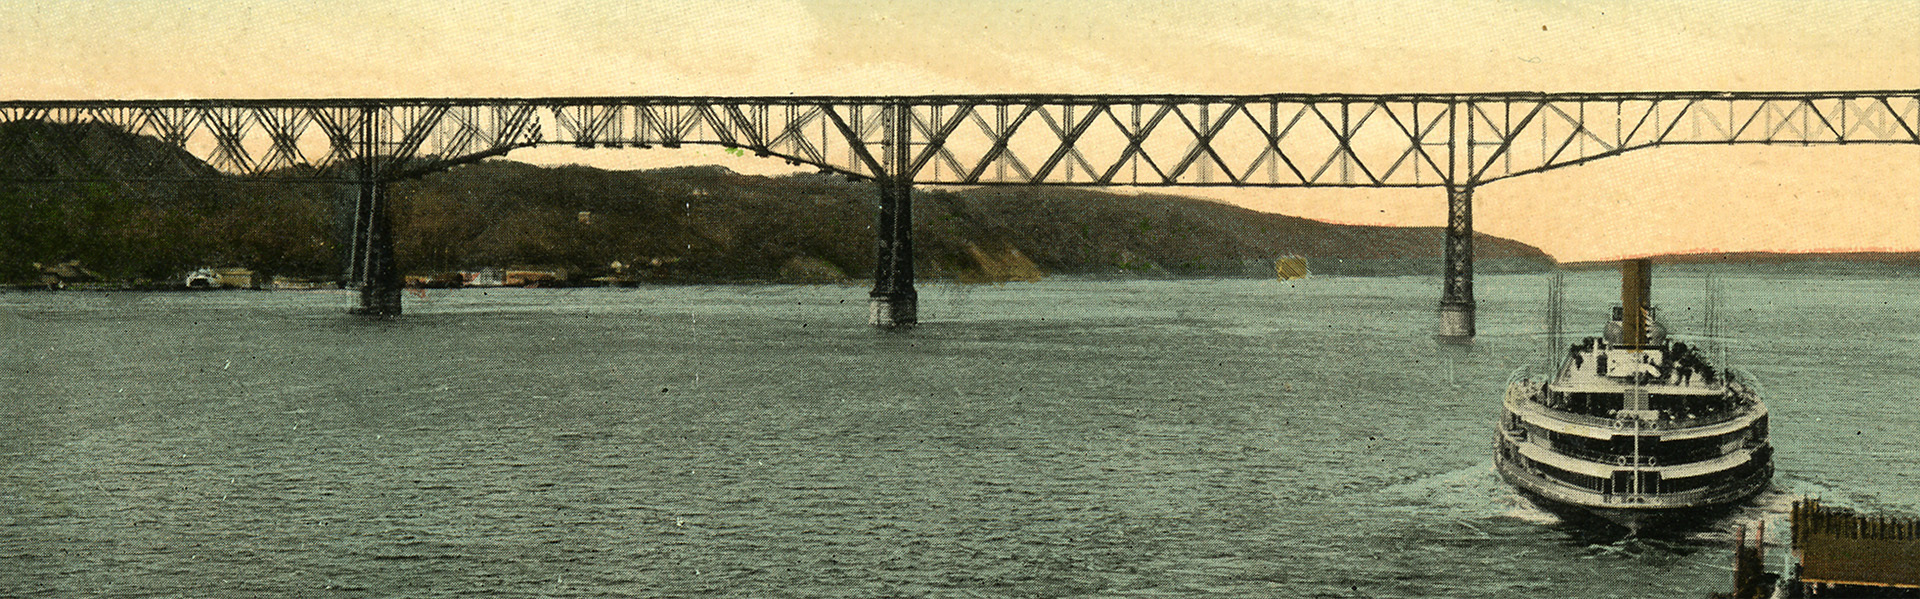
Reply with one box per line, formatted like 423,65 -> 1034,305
0,121 -> 338,285
0,179 -> 338,284
0,118 -> 1555,286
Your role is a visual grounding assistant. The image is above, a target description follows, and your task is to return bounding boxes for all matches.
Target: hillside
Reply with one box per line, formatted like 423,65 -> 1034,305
387,161 -> 1555,283
0,120 -> 220,181
0,121 -> 333,284
0,119 -> 1559,285
1562,251 -> 1920,276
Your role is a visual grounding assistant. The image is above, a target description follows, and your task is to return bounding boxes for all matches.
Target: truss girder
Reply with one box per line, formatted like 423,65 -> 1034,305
1,91 -> 1915,185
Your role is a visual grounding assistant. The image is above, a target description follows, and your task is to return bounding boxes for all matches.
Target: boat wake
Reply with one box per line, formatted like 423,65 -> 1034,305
1500,492 -> 1567,527
1575,533 -> 1702,563
1369,463 -> 1565,526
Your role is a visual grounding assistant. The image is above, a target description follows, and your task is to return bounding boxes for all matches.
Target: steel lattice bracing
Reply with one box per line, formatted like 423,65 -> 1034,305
5,91 -> 1918,329
4,91 -> 1916,185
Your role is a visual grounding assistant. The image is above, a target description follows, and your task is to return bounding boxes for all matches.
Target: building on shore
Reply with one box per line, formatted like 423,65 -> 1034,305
1714,499 -> 1920,598
1789,499 -> 1920,596
33,261 -> 100,289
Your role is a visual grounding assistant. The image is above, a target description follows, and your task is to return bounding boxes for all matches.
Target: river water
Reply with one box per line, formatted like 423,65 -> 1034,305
3,272 -> 1916,598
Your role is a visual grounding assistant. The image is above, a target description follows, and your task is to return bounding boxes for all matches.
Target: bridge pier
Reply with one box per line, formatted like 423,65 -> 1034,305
349,180 -> 403,317
1438,185 -> 1474,341
868,102 -> 917,329
868,178 -> 916,328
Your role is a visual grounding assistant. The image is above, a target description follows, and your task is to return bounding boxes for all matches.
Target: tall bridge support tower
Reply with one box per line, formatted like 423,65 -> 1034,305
869,103 -> 917,328
344,107 -> 403,317
346,179 -> 402,317
868,178 -> 916,327
1439,185 -> 1475,341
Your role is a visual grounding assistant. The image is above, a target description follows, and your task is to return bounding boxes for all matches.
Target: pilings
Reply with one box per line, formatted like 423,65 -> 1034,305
1792,498 -> 1920,589
1438,185 -> 1475,341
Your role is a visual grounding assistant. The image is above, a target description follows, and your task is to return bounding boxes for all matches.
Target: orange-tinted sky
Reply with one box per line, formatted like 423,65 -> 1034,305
3,0 -> 1917,261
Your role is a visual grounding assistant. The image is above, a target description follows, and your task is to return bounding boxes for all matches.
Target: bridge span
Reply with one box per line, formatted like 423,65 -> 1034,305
4,91 -> 1918,337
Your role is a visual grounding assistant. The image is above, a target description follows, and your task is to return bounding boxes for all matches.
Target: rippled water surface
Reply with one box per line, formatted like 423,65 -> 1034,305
3,273 -> 1916,597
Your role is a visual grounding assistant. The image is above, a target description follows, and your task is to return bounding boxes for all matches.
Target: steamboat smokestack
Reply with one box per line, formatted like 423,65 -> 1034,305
1621,259 -> 1653,346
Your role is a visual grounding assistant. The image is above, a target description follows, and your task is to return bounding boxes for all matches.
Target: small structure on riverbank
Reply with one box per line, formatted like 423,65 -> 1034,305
1713,499 -> 1920,598
1791,499 -> 1920,595
33,261 -> 100,289
183,267 -> 259,289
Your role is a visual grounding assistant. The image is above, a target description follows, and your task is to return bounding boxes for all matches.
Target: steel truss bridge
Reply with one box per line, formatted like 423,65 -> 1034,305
5,91 -> 1918,336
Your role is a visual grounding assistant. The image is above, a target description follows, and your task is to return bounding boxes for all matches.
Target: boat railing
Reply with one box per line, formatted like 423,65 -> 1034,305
1504,380 -> 1537,408
1510,385 -> 1760,432
1606,405 -> 1753,431
1575,410 -> 1634,431
1505,360 -> 1763,433
1549,444 -> 1661,467
1662,444 -> 1743,465
1506,365 -> 1537,389
1605,464 -> 1772,506
1662,403 -> 1757,429
1545,442 -> 1741,468
1516,463 -> 1774,506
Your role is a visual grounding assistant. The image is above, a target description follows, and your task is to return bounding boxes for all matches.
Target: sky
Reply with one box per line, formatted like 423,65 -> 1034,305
3,0 -> 1917,261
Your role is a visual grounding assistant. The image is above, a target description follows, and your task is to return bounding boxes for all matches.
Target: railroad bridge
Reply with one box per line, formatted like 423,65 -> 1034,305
4,91 -> 1918,338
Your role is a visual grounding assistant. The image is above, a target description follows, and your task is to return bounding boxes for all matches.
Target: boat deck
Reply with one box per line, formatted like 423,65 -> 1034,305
1548,347 -> 1731,395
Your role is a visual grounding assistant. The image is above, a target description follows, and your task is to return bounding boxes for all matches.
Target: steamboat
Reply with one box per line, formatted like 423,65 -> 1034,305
1495,259 -> 1772,531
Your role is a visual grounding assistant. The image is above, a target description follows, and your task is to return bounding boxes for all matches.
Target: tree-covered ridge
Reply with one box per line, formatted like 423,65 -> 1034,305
0,120 -> 1556,286
387,161 -> 1556,283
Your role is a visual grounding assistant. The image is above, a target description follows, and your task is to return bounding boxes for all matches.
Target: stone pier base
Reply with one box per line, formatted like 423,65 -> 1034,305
1437,301 -> 1475,343
351,285 -> 403,318
869,293 -> 917,329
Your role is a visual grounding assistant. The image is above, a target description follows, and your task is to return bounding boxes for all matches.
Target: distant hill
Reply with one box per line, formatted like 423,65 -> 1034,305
1562,251 -> 1920,276
920,186 -> 1552,277
0,119 -> 1564,285
1566,251 -> 1920,267
0,120 -> 219,181
389,161 -> 1557,282
0,120 -> 337,284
